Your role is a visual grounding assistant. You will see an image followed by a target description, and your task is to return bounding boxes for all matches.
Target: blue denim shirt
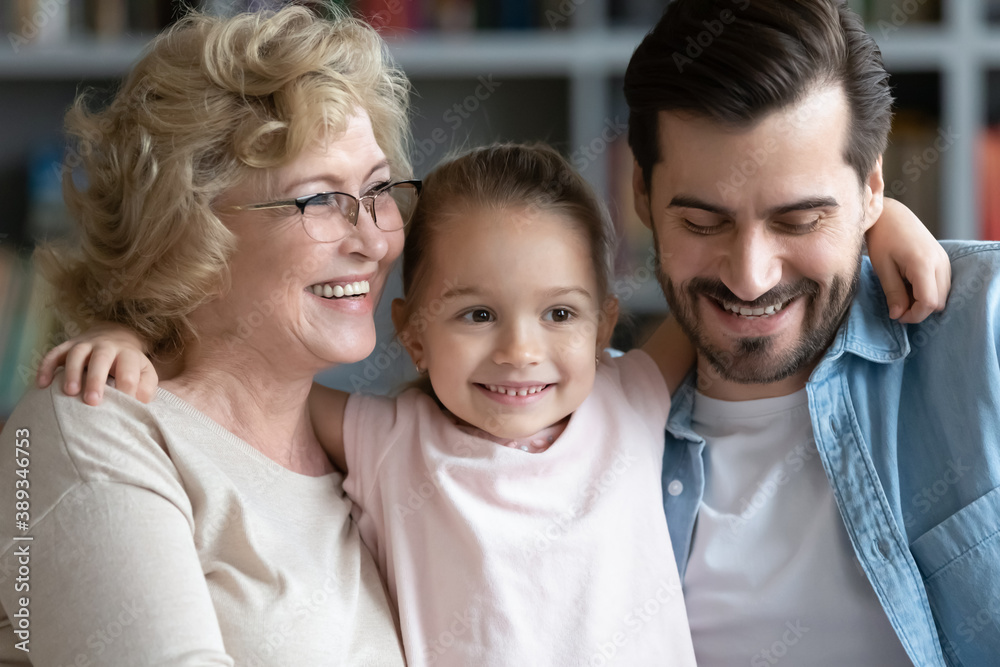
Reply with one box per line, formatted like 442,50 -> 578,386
661,241 -> 1000,667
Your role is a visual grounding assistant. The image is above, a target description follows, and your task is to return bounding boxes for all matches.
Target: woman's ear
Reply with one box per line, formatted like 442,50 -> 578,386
597,296 -> 620,354
391,298 -> 424,368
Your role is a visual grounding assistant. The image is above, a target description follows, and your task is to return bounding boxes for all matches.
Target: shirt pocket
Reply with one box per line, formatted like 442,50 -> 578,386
910,484 -> 1000,667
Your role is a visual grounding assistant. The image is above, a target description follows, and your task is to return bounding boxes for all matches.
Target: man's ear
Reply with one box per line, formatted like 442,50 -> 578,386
862,155 -> 885,233
597,296 -> 621,354
391,298 -> 424,369
633,160 -> 653,230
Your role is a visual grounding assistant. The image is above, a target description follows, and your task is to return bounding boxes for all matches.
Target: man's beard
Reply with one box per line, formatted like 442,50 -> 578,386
657,253 -> 862,386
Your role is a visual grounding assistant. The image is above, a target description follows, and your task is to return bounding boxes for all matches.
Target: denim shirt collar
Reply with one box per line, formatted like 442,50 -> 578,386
810,259 -> 910,383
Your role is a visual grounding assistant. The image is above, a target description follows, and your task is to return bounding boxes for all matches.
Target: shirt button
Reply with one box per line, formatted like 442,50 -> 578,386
667,480 -> 684,496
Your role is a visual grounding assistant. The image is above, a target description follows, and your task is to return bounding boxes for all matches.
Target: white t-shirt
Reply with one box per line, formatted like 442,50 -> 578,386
343,350 -> 696,667
683,389 -> 912,666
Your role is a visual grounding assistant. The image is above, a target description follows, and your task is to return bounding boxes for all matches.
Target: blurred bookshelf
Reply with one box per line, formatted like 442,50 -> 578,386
2,0 -> 1000,416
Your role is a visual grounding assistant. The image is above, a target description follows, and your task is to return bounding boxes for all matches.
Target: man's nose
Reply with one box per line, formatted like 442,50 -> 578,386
720,226 -> 782,302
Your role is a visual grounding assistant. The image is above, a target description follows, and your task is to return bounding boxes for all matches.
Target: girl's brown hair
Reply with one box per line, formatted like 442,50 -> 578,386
394,143 -> 618,399
398,142 -> 616,329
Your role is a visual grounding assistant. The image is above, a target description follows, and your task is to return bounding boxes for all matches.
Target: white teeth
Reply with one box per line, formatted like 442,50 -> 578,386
485,384 -> 546,396
310,280 -> 370,299
725,299 -> 788,317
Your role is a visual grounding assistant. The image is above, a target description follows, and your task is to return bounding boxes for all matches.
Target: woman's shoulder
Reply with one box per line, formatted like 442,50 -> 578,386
4,374 -> 186,490
24,371 -> 169,437
1,376 -> 196,539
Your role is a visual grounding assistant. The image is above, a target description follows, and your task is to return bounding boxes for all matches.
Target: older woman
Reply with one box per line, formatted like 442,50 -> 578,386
0,8 -> 411,665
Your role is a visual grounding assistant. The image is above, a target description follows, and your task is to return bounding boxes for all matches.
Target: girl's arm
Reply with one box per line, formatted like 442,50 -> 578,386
307,383 -> 350,473
641,314 -> 696,396
867,197 -> 951,323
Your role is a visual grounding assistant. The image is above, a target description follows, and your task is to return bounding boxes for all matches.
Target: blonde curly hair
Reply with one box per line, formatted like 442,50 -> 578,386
36,6 -> 412,355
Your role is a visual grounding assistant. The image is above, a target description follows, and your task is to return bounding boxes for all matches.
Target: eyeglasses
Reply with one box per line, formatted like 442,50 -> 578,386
229,180 -> 422,243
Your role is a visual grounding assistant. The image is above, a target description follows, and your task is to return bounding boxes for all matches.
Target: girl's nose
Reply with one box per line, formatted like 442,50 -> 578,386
492,323 -> 543,368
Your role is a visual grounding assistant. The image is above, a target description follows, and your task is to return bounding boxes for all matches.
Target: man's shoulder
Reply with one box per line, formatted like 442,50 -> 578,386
941,240 -> 1000,285
857,240 -> 1000,332
845,240 -> 1000,371
823,241 -> 998,378
940,239 -> 1000,265
927,240 -> 1000,325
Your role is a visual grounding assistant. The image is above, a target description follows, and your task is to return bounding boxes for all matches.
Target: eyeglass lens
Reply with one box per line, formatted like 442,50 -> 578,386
300,182 -> 418,243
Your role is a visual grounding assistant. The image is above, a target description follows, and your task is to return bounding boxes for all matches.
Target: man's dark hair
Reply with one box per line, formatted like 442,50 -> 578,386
624,0 -> 893,187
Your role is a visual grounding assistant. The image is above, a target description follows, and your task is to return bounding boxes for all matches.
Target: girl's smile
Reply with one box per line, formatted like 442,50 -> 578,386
395,204 -> 617,442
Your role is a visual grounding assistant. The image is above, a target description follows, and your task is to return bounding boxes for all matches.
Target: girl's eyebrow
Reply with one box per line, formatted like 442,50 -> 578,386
439,286 -> 594,300
440,285 -> 478,301
543,287 -> 594,300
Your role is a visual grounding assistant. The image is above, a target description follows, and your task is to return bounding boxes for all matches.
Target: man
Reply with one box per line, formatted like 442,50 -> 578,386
624,1 -> 1000,665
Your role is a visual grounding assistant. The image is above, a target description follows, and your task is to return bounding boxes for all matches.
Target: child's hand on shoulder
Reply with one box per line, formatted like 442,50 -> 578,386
36,322 -> 157,405
866,197 -> 951,323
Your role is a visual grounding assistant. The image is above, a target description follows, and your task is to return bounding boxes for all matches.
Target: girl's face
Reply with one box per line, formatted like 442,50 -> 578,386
395,206 -> 617,440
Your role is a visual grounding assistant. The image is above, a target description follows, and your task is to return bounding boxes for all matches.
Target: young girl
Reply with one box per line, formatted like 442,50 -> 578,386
41,143 -> 949,665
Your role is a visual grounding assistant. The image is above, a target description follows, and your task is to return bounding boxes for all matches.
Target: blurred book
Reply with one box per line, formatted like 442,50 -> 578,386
0,255 -> 54,418
356,0 -> 421,32
428,0 -> 475,31
981,127 -> 1000,241
8,0 -> 72,47
498,0 -> 533,29
26,142 -> 72,244
883,111 -> 942,238
200,0 -> 290,16
86,0 -> 128,38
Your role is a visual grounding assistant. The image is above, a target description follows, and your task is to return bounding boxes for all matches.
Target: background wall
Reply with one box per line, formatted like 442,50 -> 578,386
2,0 -> 999,418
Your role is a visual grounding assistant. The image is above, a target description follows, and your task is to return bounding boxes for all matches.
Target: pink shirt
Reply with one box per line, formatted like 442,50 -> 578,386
344,350 -> 695,666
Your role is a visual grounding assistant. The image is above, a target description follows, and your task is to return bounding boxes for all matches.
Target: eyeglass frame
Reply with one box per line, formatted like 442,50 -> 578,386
227,179 -> 422,235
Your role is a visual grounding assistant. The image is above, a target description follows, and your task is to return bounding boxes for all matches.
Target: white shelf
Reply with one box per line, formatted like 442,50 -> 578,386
877,26 -> 1000,69
2,7 -> 999,240
0,30 -> 648,79
11,26 -> 1000,80
0,36 -> 151,79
